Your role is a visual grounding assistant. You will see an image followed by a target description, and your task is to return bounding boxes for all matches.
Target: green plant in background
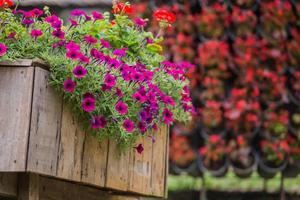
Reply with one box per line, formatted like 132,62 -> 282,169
0,1 -> 193,151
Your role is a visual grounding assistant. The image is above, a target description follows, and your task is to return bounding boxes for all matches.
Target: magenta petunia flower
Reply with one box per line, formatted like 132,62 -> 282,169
65,41 -> 80,51
113,48 -> 127,57
133,92 -> 147,103
91,116 -> 107,129
84,35 -> 97,45
115,88 -> 124,98
134,144 -> 144,154
45,15 -> 59,24
68,18 -> 78,27
79,55 -> 90,64
66,50 -> 80,60
138,122 -> 147,133
30,8 -> 43,17
83,92 -> 94,99
52,41 -> 65,49
139,110 -> 148,122
70,9 -> 86,17
63,79 -> 76,93
162,95 -> 175,106
108,58 -> 121,69
123,119 -> 135,133
162,108 -> 173,124
134,18 -> 147,27
82,97 -> 96,112
30,29 -> 43,38
104,73 -> 116,87
72,66 -> 87,79
22,19 -> 34,26
92,11 -> 104,20
7,32 -> 16,39
52,29 -> 65,39
0,43 -> 7,57
115,101 -> 128,115
100,39 -> 111,49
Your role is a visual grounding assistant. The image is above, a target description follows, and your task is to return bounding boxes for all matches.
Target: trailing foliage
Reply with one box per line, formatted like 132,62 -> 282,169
0,2 -> 193,151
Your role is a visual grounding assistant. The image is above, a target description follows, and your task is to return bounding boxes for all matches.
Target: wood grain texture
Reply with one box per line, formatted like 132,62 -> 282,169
128,136 -> 153,195
0,67 -> 34,171
150,125 -> 168,197
39,175 -> 143,200
81,134 -> 108,187
27,67 -> 63,176
18,173 -> 40,200
0,173 -> 18,198
57,104 -> 85,181
105,141 -> 131,191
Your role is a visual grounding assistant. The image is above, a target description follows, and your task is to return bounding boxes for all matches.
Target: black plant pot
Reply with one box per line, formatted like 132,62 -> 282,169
198,156 -> 229,178
257,155 -> 288,179
230,151 -> 258,179
170,159 -> 202,177
283,162 -> 300,178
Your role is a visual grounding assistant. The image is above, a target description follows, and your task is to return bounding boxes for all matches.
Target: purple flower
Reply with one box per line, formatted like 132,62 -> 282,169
0,43 -> 7,57
133,92 -> 146,103
84,14 -> 92,21
22,19 -> 34,26
115,101 -> 128,115
82,97 -> 96,112
73,66 -> 87,79
139,110 -> 148,122
134,18 -> 147,27
146,38 -> 154,44
51,20 -> 62,29
101,84 -> 112,92
63,79 -> 76,93
65,41 -> 80,51
83,92 -> 94,99
162,95 -> 175,106
30,8 -> 43,17
92,11 -> 104,20
52,29 -> 65,39
134,144 -> 144,154
45,15 -> 59,24
52,41 -> 65,49
84,35 -> 97,45
162,108 -> 173,125
7,32 -> 16,39
68,18 -> 78,27
138,122 -> 147,133
30,29 -> 43,38
66,50 -> 80,60
108,58 -> 121,69
79,55 -> 90,64
123,119 -> 135,133
104,73 -> 116,87
113,48 -> 127,57
115,88 -> 124,98
100,39 -> 111,49
91,116 -> 107,129
70,9 -> 86,17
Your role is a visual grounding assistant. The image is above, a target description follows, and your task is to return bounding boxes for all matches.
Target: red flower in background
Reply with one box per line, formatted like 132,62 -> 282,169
112,2 -> 133,14
154,9 -> 176,24
0,0 -> 13,7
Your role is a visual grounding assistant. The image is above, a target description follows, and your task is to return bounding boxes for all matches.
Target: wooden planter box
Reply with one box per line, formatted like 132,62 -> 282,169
0,60 -> 169,199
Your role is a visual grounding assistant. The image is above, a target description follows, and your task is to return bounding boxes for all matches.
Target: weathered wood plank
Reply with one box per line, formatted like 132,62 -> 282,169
27,67 -> 63,176
57,104 -> 85,182
18,173 -> 40,200
105,141 -> 131,191
0,67 -> 34,171
0,173 -> 18,198
150,125 -> 168,197
81,135 -> 108,187
39,175 -> 142,200
128,136 -> 153,195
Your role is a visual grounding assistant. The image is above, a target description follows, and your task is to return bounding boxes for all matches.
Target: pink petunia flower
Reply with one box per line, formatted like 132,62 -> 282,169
0,43 -> 7,56
100,39 -> 111,49
134,143 -> 144,154
82,97 -> 96,112
134,18 -> 147,27
123,119 -> 135,133
30,29 -> 43,38
91,116 -> 107,129
115,101 -> 128,115
84,35 -> 97,45
66,50 -> 80,60
63,79 -> 76,93
162,108 -> 173,124
52,29 -> 65,39
104,73 -> 116,87
72,66 -> 87,79
92,11 -> 104,20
